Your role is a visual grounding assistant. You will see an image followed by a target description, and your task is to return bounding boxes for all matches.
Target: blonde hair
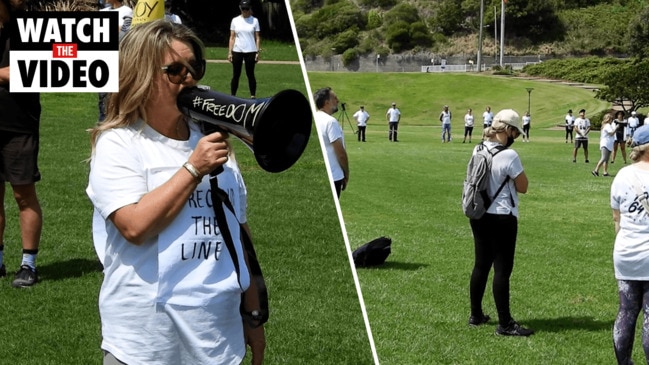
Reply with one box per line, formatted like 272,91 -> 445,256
601,113 -> 613,125
89,20 -> 205,151
484,123 -> 517,139
629,144 -> 649,162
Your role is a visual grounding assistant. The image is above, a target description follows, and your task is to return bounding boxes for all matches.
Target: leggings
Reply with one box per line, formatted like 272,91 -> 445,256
523,124 -> 530,138
230,52 -> 257,97
566,127 -> 573,141
469,213 -> 518,326
613,280 -> 649,365
464,126 -> 473,138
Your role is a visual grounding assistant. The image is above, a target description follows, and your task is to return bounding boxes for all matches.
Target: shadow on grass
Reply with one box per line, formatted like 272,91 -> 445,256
356,261 -> 429,271
524,316 -> 614,333
38,258 -> 103,282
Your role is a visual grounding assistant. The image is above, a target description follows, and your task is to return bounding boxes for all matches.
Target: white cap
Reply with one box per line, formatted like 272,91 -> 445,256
492,109 -> 524,134
632,111 -> 637,115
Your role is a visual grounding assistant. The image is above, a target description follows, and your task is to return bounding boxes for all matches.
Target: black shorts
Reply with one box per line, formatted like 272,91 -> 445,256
574,138 -> 588,149
0,132 -> 41,184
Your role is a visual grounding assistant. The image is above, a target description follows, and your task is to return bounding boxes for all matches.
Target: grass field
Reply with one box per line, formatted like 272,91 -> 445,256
0,57 -> 374,364
307,71 -> 638,364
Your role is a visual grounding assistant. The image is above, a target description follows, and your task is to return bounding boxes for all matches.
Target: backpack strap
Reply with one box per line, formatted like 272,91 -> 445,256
485,144 -> 512,210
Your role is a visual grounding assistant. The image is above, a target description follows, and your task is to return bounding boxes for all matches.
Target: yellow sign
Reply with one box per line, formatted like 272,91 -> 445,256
131,0 -> 164,26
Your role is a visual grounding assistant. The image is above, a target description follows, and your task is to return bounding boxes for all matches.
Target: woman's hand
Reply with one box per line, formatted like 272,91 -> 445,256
227,53 -> 233,63
188,131 -> 230,178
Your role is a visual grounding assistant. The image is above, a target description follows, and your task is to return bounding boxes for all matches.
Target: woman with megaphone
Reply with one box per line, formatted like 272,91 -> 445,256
87,20 -> 264,365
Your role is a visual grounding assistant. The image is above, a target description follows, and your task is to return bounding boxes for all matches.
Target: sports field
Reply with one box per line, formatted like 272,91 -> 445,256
0,62 -> 374,364
307,71 -> 636,364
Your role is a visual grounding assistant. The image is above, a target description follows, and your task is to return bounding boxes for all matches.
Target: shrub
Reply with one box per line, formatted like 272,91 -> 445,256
386,21 -> 411,53
332,29 -> 360,54
342,48 -> 359,67
367,9 -> 383,30
358,0 -> 397,7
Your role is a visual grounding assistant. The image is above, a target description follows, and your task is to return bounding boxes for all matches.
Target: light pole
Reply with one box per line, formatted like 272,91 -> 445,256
526,88 -> 534,114
376,54 -> 380,73
477,0 -> 484,72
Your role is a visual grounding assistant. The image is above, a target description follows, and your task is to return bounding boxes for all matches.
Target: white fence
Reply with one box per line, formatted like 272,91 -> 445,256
420,62 -> 540,73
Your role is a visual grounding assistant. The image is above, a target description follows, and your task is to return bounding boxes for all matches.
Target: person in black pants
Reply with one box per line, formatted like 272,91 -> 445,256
467,109 -> 534,336
228,0 -> 261,98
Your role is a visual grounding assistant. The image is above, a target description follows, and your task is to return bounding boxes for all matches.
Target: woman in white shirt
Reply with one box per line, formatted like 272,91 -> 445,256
87,20 -> 264,365
610,124 -> 649,365
593,113 -> 618,177
463,108 -> 474,143
227,0 -> 261,98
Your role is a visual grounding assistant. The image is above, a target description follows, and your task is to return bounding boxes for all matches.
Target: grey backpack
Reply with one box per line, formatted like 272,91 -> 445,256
462,143 -> 509,219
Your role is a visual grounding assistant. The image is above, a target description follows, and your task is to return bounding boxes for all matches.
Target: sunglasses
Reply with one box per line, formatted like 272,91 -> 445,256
161,59 -> 206,84
241,7 -> 250,10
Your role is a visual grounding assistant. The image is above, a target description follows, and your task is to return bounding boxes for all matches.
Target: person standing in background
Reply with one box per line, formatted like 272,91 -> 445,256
0,0 -> 43,288
440,105 -> 452,143
611,110 -> 628,165
628,111 -> 640,138
572,109 -> 590,163
314,87 -> 349,198
522,111 -> 531,142
592,113 -> 618,177
565,109 -> 575,143
463,108 -> 474,144
228,0 -> 261,99
610,125 -> 649,365
482,106 -> 493,130
352,105 -> 370,142
386,102 -> 401,142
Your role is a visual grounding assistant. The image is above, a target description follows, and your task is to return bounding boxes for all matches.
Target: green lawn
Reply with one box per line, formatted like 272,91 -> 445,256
308,71 -> 635,364
0,59 -> 373,364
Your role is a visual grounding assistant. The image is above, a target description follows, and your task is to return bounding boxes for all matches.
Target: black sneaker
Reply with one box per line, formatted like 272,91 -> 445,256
12,265 -> 38,288
0,264 -> 5,278
495,320 -> 534,337
592,171 -> 599,177
469,314 -> 490,326
585,160 -> 589,163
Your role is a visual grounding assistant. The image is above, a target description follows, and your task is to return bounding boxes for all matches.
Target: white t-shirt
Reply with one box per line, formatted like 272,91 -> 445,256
315,110 -> 346,181
574,117 -> 590,139
478,141 -> 524,217
464,114 -> 474,127
353,110 -> 370,126
611,166 -> 649,280
628,116 -> 640,129
386,107 -> 400,122
101,5 -> 133,29
565,114 -> 575,128
522,115 -> 531,126
440,111 -> 451,125
230,15 -> 260,53
87,120 -> 248,364
600,123 -> 616,152
483,111 -> 493,126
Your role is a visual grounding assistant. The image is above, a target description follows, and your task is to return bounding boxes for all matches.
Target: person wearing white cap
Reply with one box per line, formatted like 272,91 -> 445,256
628,110 -> 640,138
467,109 -> 533,337
353,105 -> 370,142
386,102 -> 401,142
610,124 -> 649,364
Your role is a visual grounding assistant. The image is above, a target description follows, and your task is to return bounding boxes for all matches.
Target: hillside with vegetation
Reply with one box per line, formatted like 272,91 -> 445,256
291,0 -> 649,61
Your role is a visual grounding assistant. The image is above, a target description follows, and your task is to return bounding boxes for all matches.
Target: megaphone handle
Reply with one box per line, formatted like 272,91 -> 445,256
210,165 -> 224,177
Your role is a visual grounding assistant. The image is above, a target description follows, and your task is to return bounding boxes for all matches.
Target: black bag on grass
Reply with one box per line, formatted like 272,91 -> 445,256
353,237 -> 392,267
